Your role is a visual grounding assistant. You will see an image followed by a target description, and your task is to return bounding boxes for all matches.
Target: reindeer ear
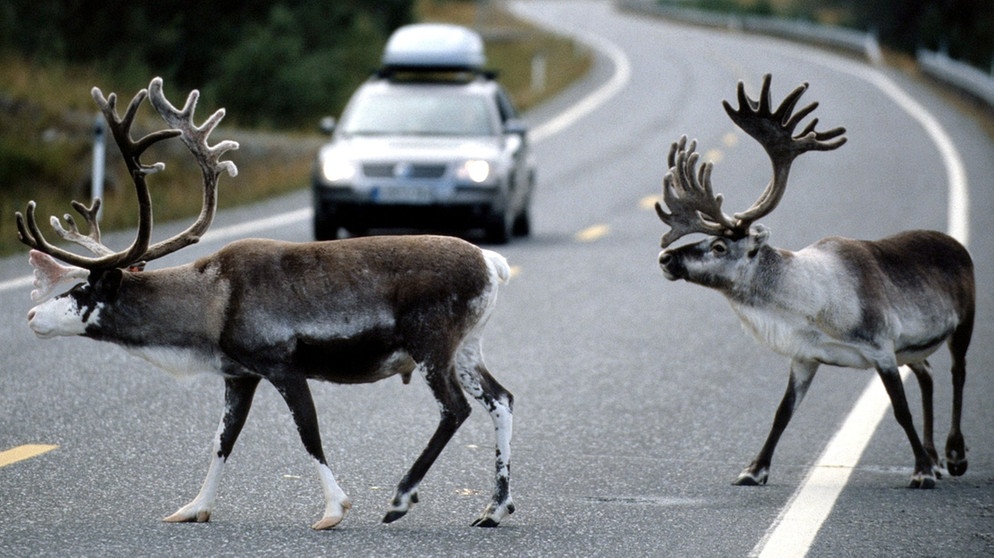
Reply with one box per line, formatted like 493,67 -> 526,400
748,225 -> 771,257
751,224 -> 771,244
88,268 -> 124,301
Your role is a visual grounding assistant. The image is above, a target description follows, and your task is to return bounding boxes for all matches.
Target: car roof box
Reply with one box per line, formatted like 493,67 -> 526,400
381,23 -> 486,72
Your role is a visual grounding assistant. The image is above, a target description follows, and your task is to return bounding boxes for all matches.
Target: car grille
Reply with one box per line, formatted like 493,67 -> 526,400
363,162 -> 447,179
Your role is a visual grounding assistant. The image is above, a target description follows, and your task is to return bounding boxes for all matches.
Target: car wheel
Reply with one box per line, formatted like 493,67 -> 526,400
485,210 -> 512,244
313,212 -> 340,241
512,208 -> 531,237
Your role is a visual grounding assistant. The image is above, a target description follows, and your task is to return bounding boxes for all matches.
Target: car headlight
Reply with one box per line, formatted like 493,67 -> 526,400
456,159 -> 491,184
321,157 -> 357,183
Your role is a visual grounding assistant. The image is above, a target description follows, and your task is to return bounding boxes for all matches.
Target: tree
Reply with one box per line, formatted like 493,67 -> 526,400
0,0 -> 415,128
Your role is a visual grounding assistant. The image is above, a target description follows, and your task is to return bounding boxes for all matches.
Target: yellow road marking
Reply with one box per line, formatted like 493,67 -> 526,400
639,195 -> 660,210
0,444 -> 58,467
575,224 -> 610,242
704,148 -> 723,164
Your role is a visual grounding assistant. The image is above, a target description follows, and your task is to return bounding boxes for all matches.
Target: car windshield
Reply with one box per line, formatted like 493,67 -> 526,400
341,92 -> 495,137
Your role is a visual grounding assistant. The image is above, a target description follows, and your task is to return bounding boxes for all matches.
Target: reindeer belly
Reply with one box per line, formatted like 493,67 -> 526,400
732,303 -> 876,369
125,345 -> 223,378
292,331 -> 417,384
894,330 -> 950,366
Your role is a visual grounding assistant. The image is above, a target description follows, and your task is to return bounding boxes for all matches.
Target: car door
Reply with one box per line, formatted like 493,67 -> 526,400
494,87 -> 531,214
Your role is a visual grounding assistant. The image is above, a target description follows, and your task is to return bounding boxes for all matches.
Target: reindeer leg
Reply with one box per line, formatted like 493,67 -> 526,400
945,321 -> 971,476
907,361 -> 938,472
455,339 -> 514,527
383,362 -> 471,524
271,374 -> 351,530
876,364 -> 936,488
165,375 -> 260,523
736,359 -> 818,486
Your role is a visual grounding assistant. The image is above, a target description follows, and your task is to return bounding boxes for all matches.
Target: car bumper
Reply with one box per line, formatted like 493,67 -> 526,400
313,182 -> 506,230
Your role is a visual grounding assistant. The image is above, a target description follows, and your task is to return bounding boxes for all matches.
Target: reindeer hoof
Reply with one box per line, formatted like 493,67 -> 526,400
945,444 -> 968,477
945,434 -> 968,477
471,517 -> 499,528
471,499 -> 515,528
312,498 -> 351,530
163,508 -> 211,523
947,458 -> 968,477
734,468 -> 768,486
312,515 -> 344,530
908,473 -> 936,489
382,489 -> 418,523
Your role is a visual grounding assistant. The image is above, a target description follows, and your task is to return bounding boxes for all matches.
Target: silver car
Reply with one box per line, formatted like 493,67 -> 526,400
312,24 -> 535,243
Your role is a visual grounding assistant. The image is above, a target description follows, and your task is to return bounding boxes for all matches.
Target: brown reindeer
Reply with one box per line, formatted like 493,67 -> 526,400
656,74 -> 973,488
19,78 -> 515,529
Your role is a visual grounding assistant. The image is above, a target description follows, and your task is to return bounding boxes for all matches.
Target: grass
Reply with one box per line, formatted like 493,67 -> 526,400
418,0 -> 592,111
0,1 -> 591,257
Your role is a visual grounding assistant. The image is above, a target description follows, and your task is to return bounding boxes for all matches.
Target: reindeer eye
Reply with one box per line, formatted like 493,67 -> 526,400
710,239 -> 728,255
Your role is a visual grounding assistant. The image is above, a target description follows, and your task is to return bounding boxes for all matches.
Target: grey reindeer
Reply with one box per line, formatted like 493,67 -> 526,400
655,74 -> 974,489
18,78 -> 515,529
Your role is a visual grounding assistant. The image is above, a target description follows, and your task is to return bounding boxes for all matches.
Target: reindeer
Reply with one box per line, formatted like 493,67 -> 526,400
17,78 -> 515,529
655,74 -> 974,489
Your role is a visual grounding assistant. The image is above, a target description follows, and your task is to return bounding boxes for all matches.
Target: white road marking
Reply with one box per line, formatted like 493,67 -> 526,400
800,54 -> 969,246
1,18 -> 631,295
199,207 -> 312,244
750,44 -> 970,558
751,368 -> 909,557
508,1 -> 632,144
1,3 -> 973,553
0,273 -> 33,292
0,208 -> 315,294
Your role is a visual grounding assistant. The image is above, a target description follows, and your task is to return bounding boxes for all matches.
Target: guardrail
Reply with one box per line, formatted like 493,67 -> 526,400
617,0 -> 994,110
616,0 -> 880,63
917,49 -> 994,107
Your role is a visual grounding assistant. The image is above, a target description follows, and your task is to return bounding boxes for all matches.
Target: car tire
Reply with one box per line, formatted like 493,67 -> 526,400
313,213 -> 340,241
485,210 -> 512,244
512,208 -> 531,237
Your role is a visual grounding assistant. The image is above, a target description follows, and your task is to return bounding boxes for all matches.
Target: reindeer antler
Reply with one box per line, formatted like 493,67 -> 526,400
15,77 -> 239,270
656,74 -> 846,248
723,74 -> 846,224
16,85 -> 179,268
50,199 -> 113,256
140,77 -> 238,261
654,136 -> 738,248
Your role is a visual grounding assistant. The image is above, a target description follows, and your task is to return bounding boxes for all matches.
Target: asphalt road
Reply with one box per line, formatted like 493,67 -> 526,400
2,1 -> 992,556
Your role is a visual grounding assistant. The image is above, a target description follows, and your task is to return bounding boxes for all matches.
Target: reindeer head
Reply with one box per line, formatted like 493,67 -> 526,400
656,74 -> 846,292
20,78 -> 238,338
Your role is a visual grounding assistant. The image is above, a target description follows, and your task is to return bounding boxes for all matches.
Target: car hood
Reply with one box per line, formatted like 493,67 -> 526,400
320,135 -> 504,162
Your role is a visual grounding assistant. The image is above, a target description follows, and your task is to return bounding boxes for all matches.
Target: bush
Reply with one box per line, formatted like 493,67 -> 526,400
0,1 -> 413,125
207,6 -> 385,128
0,1 -> 592,256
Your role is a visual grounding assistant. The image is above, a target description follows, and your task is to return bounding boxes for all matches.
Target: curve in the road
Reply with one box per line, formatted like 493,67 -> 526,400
721,24 -> 971,558
0,10 -> 972,558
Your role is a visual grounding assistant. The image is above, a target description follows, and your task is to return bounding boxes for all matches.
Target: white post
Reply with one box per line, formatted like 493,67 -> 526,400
91,114 -> 105,220
531,51 -> 547,95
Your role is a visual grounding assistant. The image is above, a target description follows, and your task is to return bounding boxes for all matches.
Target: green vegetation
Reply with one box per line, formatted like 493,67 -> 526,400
666,0 -> 994,72
0,0 -> 591,256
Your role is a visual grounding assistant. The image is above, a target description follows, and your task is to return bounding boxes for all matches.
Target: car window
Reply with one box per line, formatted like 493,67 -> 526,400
494,86 -> 518,123
341,92 -> 496,137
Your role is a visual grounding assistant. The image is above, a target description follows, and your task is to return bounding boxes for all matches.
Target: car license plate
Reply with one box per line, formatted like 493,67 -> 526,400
371,185 -> 434,204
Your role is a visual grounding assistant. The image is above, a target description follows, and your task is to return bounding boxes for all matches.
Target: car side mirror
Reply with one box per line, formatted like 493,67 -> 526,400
504,118 -> 528,137
319,116 -> 336,135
